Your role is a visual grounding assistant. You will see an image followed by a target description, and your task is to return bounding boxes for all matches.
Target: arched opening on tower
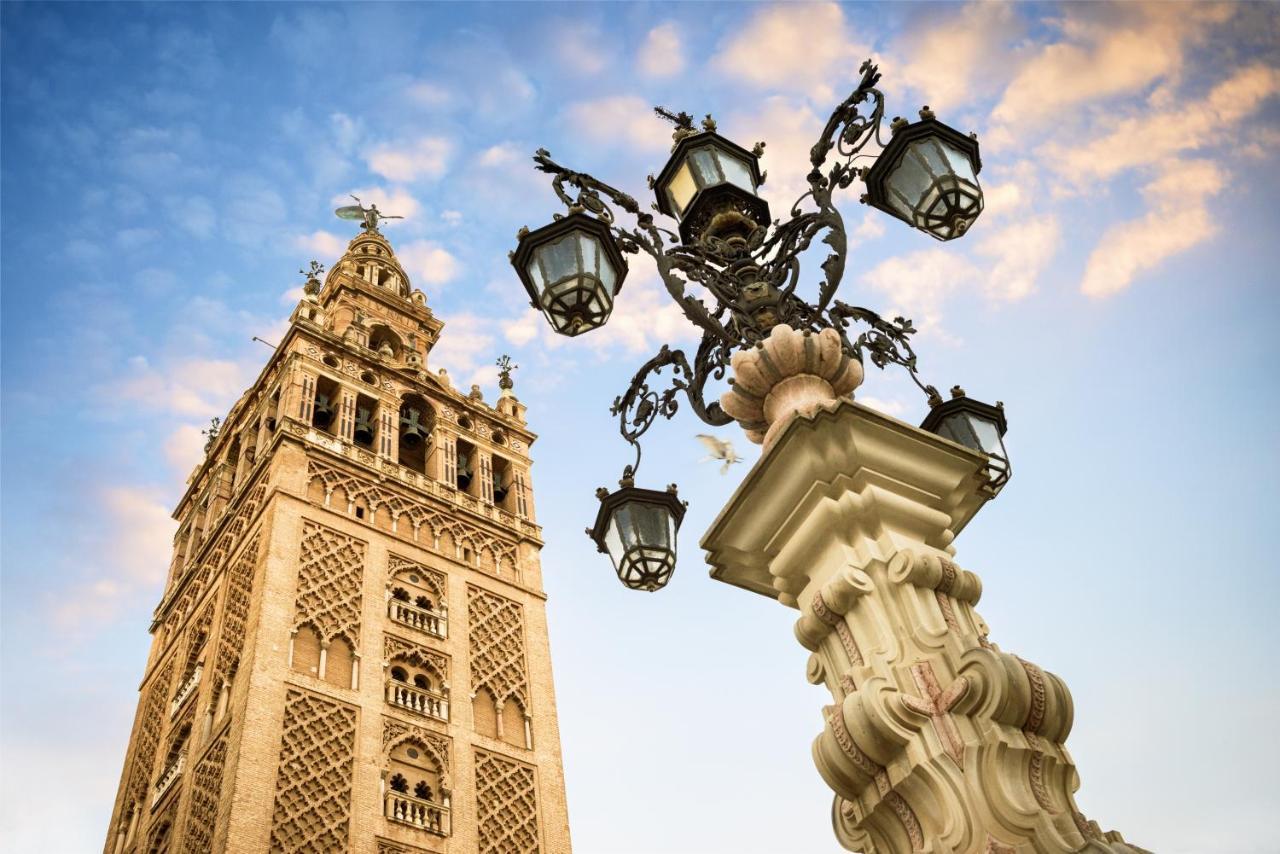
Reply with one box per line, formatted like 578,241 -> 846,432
312,375 -> 340,435
354,393 -> 379,450
369,324 -> 402,360
397,393 -> 434,474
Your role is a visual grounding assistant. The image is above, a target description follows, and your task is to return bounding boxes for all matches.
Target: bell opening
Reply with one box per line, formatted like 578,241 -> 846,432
397,393 -> 434,474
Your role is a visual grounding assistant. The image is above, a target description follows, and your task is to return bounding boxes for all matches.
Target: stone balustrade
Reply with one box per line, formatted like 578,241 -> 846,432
388,599 -> 446,639
170,665 -> 202,718
385,791 -> 449,836
386,681 -> 448,722
151,754 -> 185,806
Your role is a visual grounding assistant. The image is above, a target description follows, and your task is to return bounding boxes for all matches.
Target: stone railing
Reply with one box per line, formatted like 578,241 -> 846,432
151,754 -> 185,806
388,600 -> 446,639
386,681 -> 448,722
385,791 -> 450,836
291,420 -> 542,540
170,665 -> 202,717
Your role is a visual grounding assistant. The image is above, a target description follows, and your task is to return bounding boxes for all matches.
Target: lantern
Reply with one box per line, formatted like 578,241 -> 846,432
653,131 -> 769,246
863,108 -> 983,241
920,388 -> 1010,493
510,212 -> 627,337
588,481 -> 687,592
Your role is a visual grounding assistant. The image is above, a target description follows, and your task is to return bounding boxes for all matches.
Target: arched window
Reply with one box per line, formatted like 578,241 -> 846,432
390,666 -> 408,683
368,325 -> 402,359
397,393 -> 434,474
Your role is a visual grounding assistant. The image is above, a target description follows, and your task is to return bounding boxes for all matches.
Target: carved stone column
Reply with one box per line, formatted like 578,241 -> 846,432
702,326 -> 1146,853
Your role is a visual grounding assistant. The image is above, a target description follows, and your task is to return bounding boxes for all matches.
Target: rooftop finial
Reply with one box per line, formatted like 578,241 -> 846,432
497,354 -> 518,392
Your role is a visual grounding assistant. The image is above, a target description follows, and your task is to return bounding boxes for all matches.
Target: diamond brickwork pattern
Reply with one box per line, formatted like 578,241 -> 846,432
213,532 -> 260,687
268,688 -> 358,853
128,658 -> 176,803
475,749 -> 540,854
294,519 -> 365,646
467,586 -> 529,708
180,735 -> 227,854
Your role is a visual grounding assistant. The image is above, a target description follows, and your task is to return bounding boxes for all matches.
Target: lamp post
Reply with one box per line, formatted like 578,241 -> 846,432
512,60 -> 1143,853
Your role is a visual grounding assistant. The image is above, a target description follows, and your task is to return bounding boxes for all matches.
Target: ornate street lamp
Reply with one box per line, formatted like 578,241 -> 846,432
588,478 -> 687,592
511,211 -> 628,336
861,107 -> 983,241
509,60 -> 1004,591
920,386 -> 1010,493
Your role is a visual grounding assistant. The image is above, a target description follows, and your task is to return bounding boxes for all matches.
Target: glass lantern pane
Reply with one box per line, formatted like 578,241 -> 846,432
719,151 -> 755,192
525,258 -> 545,290
577,233 -> 600,276
912,140 -> 949,179
599,256 -> 617,294
887,149 -> 934,214
967,414 -> 1003,456
937,413 -> 978,449
938,141 -> 977,183
667,161 -> 697,215
690,147 -> 720,186
603,515 -> 625,568
538,233 -> 582,284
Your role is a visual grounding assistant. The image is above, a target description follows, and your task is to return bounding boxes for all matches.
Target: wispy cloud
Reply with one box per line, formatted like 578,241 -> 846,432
562,96 -> 672,154
637,22 -> 685,78
367,135 -> 453,182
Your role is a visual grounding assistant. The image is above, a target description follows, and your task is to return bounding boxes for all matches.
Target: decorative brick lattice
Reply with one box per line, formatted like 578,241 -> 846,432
475,750 -> 540,854
385,634 -> 450,683
127,658 -> 175,803
467,587 -> 529,708
213,532 -> 260,686
268,689 -> 358,853
307,460 -> 519,576
294,520 -> 365,646
180,735 -> 227,854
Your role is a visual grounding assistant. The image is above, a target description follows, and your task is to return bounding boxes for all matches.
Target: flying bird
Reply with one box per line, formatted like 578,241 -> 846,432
696,434 -> 741,475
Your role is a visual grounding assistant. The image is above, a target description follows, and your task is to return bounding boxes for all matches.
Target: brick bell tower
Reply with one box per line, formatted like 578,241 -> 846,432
103,220 -> 572,854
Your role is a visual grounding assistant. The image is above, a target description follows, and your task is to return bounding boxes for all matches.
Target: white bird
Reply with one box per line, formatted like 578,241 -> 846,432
696,434 -> 741,474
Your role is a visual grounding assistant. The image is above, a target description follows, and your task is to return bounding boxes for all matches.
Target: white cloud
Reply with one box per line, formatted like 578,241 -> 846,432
331,186 -> 422,222
366,135 -> 453,182
712,2 -> 867,101
554,21 -> 610,74
429,312 -> 497,389
1080,160 -> 1226,298
164,424 -> 207,477
406,80 -> 452,107
116,228 -> 158,249
992,4 -> 1237,141
976,214 -> 1062,302
886,2 -> 1021,114
854,395 -> 906,417
638,22 -> 685,78
294,229 -> 347,259
478,142 -> 523,168
113,355 -> 251,418
440,210 -> 463,226
562,96 -> 673,154
398,239 -> 461,290
173,195 -> 216,239
1044,63 -> 1280,188
860,248 -> 981,341
51,486 -> 175,631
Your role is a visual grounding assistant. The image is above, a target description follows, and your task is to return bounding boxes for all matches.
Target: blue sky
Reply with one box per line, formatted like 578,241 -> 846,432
2,2 -> 1279,851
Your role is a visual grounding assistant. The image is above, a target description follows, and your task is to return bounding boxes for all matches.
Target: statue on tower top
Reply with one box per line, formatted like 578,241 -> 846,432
335,194 -> 405,232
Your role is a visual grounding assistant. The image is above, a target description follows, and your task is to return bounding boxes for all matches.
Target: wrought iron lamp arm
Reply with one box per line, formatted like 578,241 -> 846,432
532,149 -> 738,347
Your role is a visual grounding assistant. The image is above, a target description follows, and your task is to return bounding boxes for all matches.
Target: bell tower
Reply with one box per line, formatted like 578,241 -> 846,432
102,223 -> 572,854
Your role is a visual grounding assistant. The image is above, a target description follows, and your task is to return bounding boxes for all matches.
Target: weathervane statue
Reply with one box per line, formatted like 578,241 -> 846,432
335,194 -> 404,231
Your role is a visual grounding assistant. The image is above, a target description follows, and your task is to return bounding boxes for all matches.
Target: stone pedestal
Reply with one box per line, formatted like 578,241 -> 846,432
702,330 -> 1145,853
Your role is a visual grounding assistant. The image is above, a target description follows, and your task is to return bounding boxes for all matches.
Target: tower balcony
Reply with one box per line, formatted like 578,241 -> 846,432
170,665 -> 202,718
388,599 -> 447,639
386,681 -> 449,722
385,790 -> 450,836
151,754 -> 185,807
